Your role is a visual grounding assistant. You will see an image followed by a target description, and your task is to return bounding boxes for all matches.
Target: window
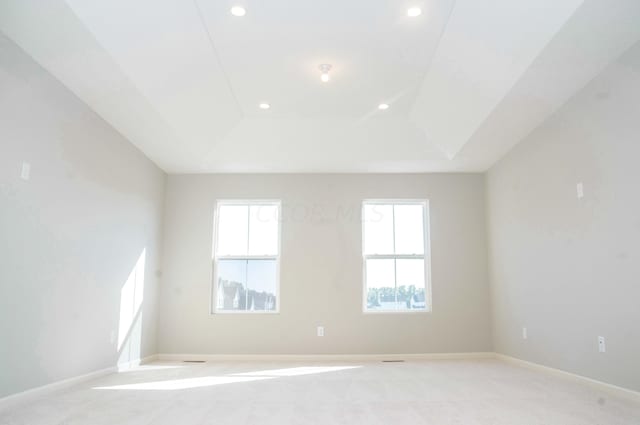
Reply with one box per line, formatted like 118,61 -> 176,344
212,201 -> 280,313
362,200 -> 430,312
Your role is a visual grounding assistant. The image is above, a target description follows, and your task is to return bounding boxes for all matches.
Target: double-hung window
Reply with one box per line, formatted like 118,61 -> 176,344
362,200 -> 430,312
212,201 -> 280,313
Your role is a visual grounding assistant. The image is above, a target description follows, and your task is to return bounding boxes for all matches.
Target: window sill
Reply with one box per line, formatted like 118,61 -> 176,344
362,310 -> 431,314
210,310 -> 280,315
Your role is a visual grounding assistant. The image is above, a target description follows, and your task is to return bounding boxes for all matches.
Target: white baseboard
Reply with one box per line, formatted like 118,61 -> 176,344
0,355 -> 157,412
0,366 -> 115,413
117,354 -> 158,371
495,353 -> 640,402
156,352 -> 496,362
6,352 -> 635,412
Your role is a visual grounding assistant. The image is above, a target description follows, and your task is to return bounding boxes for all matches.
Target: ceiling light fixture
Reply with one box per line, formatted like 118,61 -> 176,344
259,103 -> 270,110
318,64 -> 332,83
230,6 -> 246,17
407,7 -> 422,17
378,103 -> 389,110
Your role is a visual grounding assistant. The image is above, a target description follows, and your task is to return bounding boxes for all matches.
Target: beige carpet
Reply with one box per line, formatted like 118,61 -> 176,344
1,358 -> 638,424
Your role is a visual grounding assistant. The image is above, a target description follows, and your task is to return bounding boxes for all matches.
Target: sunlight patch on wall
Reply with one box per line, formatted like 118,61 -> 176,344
117,249 -> 146,367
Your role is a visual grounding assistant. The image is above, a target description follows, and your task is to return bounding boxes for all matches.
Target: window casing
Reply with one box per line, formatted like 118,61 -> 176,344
212,201 -> 281,313
362,200 -> 431,312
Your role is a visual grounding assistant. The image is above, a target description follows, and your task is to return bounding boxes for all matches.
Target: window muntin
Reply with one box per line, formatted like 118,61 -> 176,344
213,201 -> 280,313
362,201 -> 430,312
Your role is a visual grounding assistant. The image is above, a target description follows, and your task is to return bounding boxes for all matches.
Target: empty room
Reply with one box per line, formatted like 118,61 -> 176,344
1,0 -> 639,423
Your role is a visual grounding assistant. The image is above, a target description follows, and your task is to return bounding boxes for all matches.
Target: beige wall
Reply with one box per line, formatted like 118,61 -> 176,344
158,174 -> 492,355
0,34 -> 165,398
487,42 -> 640,391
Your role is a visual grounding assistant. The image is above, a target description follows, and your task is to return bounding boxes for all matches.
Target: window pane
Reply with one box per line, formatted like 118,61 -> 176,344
396,259 -> 426,311
365,259 -> 396,311
363,204 -> 394,255
394,204 -> 424,255
216,260 -> 248,311
248,205 -> 279,256
246,259 -> 277,311
216,205 -> 248,256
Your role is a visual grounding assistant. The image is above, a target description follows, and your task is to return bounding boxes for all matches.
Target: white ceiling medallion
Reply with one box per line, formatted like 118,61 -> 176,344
318,64 -> 332,82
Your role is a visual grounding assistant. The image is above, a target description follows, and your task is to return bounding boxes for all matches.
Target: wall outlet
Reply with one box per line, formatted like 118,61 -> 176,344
20,162 -> 31,181
317,326 -> 324,337
576,182 -> 584,199
598,336 -> 606,353
522,327 -> 528,340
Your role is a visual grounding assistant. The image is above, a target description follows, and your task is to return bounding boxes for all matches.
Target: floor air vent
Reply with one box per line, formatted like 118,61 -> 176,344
183,360 -> 206,363
382,360 -> 405,363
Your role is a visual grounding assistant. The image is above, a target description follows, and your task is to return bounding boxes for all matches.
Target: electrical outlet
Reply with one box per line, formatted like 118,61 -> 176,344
20,162 -> 31,181
598,336 -> 606,353
317,326 -> 324,337
522,327 -> 528,340
576,182 -> 584,199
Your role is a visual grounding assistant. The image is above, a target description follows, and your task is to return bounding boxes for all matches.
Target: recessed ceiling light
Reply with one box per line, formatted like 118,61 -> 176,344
378,103 -> 389,110
259,103 -> 270,110
407,7 -> 422,17
230,6 -> 246,17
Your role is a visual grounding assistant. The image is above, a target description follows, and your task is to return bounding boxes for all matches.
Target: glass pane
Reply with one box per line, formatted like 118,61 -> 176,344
365,259 -> 396,311
394,204 -> 424,255
248,205 -> 279,255
216,205 -> 248,256
246,259 -> 277,311
216,260 -> 248,311
396,259 -> 426,311
363,204 -> 394,255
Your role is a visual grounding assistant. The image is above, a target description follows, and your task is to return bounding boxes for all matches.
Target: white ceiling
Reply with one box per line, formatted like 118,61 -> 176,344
1,0 -> 640,173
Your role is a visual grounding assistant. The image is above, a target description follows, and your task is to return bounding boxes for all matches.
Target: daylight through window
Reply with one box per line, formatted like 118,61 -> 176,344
362,201 -> 430,312
213,201 -> 280,313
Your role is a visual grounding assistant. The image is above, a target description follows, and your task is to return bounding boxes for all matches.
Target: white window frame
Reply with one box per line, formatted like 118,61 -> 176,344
361,199 -> 432,314
211,200 -> 281,314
